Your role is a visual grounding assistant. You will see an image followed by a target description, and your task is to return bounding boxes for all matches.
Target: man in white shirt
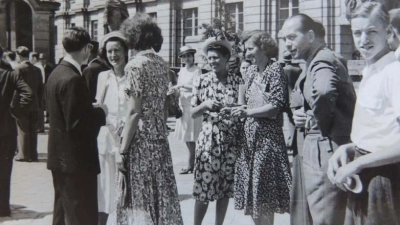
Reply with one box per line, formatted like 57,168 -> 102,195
388,8 -> 400,60
327,2 -> 400,224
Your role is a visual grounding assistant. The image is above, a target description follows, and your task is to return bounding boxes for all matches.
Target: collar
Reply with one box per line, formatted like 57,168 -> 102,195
63,55 -> 82,75
364,51 -> 396,74
306,43 -> 326,66
395,46 -> 400,61
135,48 -> 155,57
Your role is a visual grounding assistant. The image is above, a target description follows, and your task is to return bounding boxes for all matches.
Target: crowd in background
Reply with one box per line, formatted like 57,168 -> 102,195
1,1 -> 400,225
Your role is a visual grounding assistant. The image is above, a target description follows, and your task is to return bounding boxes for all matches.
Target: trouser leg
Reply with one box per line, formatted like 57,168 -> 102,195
0,135 -> 17,215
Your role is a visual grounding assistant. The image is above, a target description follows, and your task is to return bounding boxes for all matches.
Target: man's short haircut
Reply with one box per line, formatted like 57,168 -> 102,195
313,20 -> 326,39
16,46 -> 30,58
389,8 -> 400,34
62,26 -> 91,53
287,14 -> 323,38
350,2 -> 389,27
120,13 -> 163,51
4,51 -> 16,61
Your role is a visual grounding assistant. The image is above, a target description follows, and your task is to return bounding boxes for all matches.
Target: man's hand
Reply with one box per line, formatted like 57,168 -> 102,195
327,143 -> 356,191
203,100 -> 223,111
293,108 -> 306,128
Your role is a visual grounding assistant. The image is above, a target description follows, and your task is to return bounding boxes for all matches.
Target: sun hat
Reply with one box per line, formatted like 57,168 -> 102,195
178,45 -> 196,57
202,36 -> 232,56
100,31 -> 127,48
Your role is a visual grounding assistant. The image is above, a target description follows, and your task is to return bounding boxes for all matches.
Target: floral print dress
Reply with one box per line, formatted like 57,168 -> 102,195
191,71 -> 244,202
111,49 -> 183,225
234,62 -> 292,217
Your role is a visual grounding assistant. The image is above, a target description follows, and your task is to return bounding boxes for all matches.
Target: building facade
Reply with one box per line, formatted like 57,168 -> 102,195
0,0 -> 60,63
53,0 -> 355,67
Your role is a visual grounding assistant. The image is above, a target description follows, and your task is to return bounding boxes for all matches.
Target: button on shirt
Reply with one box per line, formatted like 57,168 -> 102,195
351,52 -> 400,153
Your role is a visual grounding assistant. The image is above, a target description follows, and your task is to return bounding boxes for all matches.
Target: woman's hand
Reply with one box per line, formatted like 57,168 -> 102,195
203,100 -> 223,111
118,155 -> 128,173
231,105 -> 248,118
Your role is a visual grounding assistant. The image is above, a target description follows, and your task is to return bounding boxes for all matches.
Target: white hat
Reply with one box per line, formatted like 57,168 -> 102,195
202,36 -> 232,56
178,45 -> 196,57
100,31 -> 127,49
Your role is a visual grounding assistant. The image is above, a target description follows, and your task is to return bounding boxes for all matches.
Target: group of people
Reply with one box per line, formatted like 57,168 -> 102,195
1,1 -> 400,225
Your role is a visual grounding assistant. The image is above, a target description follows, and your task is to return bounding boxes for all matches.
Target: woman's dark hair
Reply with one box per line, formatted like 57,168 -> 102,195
207,44 -> 231,60
99,36 -> 129,68
241,30 -> 278,59
120,13 -> 163,51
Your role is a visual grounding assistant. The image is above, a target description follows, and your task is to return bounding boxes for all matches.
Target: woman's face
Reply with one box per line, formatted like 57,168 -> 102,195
207,49 -> 228,73
245,39 -> 267,64
180,53 -> 194,65
240,61 -> 251,76
106,40 -> 126,67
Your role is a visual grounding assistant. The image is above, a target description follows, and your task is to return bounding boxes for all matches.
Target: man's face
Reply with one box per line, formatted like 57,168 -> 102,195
281,19 -> 312,60
387,26 -> 400,51
29,55 -> 37,64
351,14 -> 390,64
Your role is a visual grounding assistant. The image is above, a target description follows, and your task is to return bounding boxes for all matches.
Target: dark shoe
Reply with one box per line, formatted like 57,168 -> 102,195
179,167 -> 194,174
15,158 -> 27,162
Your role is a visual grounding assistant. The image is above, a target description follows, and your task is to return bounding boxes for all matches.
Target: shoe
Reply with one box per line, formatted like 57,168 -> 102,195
14,158 -> 27,162
179,167 -> 194,174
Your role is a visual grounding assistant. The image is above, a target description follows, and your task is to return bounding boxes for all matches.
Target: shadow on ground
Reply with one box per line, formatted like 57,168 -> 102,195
0,205 -> 52,222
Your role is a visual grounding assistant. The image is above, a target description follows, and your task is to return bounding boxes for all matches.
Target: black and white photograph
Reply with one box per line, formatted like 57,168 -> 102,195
1,0 -> 400,224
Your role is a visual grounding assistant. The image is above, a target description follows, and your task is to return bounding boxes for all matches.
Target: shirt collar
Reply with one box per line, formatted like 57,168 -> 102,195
63,55 -> 82,75
395,46 -> 400,61
363,52 -> 396,76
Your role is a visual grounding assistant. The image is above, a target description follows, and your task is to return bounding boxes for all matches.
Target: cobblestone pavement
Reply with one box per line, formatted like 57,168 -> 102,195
0,118 -> 290,225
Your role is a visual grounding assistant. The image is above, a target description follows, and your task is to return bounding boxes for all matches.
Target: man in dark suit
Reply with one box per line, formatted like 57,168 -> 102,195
0,45 -> 33,217
82,41 -> 109,102
46,26 -> 107,225
282,14 -> 356,225
14,46 -> 43,162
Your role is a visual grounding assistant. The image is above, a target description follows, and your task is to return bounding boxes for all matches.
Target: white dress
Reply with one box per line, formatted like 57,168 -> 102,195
174,66 -> 202,142
95,70 -> 128,214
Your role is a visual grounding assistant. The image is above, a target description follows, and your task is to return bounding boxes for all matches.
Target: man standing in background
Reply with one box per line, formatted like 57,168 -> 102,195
30,52 -> 46,132
0,45 -> 32,217
14,46 -> 43,162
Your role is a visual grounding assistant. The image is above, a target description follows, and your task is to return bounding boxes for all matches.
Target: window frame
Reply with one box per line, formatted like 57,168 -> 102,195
278,0 -> 299,30
225,2 -> 244,32
91,20 -> 98,42
183,8 -> 198,37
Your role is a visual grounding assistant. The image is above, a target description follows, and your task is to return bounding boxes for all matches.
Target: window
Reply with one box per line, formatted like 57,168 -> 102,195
91,20 -> 98,41
278,0 -> 299,29
148,12 -> 157,22
225,2 -> 243,32
183,8 -> 198,36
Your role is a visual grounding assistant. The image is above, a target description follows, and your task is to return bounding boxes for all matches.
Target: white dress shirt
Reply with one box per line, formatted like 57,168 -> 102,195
351,52 -> 400,153
395,46 -> 400,61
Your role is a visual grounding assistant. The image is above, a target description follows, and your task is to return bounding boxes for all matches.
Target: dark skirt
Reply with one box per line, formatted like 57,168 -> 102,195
344,149 -> 400,225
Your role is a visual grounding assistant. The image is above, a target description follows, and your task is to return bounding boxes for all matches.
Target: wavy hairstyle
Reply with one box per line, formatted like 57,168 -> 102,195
120,13 -> 163,51
241,30 -> 278,59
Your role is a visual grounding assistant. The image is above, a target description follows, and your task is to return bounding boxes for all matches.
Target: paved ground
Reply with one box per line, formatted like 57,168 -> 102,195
0,118 -> 290,225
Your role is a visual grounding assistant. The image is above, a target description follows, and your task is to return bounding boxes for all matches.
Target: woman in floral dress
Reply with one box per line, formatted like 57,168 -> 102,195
232,31 -> 292,225
191,36 -> 244,225
112,13 -> 183,225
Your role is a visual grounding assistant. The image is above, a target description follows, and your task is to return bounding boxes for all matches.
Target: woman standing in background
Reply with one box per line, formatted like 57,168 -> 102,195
172,45 -> 203,174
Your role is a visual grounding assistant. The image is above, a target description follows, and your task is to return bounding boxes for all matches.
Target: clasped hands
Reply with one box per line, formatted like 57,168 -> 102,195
203,100 -> 248,118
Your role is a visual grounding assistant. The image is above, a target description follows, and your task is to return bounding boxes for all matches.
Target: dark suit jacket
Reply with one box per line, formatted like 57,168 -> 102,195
0,67 -> 32,137
82,58 -> 109,102
44,63 -> 54,83
300,46 -> 356,138
46,60 -> 106,174
13,61 -> 43,112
